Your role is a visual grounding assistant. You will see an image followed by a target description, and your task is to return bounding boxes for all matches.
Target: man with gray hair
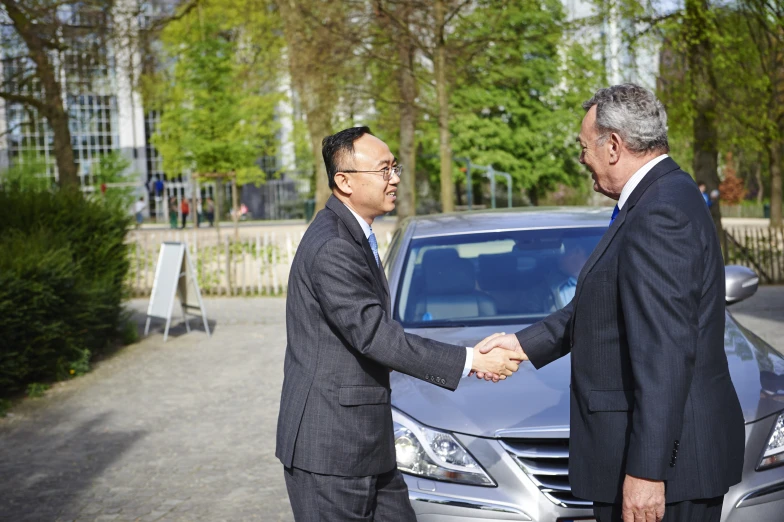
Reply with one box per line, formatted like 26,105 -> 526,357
477,84 -> 745,522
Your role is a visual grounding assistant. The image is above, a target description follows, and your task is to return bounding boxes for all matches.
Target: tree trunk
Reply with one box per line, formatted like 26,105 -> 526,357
434,0 -> 454,213
306,111 -> 332,213
2,0 -> 78,188
231,177 -> 240,239
686,0 -> 724,254
215,177 -> 223,241
693,107 -> 723,237
770,139 -> 783,228
48,102 -> 79,188
276,0 -> 334,217
756,163 -> 763,204
396,4 -> 417,222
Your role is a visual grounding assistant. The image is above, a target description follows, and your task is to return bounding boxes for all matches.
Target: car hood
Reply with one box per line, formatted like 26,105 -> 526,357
391,314 -> 784,438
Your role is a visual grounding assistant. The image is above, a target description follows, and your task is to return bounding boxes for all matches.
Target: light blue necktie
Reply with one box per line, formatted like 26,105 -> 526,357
610,204 -> 620,225
559,276 -> 577,305
368,231 -> 380,267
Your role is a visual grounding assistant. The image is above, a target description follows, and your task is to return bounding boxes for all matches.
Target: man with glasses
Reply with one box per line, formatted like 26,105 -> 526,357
276,126 -> 522,521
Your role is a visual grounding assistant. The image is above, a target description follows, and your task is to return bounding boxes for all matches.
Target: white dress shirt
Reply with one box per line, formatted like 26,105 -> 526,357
617,154 -> 669,209
342,202 -> 474,377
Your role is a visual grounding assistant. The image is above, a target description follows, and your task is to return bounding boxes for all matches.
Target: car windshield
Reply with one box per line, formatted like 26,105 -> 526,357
395,227 -> 607,327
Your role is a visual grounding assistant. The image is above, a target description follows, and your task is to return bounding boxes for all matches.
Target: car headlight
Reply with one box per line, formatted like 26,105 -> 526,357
758,412 -> 784,471
392,408 -> 495,486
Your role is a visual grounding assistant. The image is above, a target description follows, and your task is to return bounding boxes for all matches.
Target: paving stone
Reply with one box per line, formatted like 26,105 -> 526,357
0,298 -> 291,521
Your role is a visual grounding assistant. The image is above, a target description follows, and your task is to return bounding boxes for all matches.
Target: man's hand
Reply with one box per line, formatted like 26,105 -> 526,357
472,333 -> 527,382
622,474 -> 665,522
470,334 -> 522,379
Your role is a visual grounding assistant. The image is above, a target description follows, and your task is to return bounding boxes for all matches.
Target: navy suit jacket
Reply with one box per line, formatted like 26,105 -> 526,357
517,158 -> 745,503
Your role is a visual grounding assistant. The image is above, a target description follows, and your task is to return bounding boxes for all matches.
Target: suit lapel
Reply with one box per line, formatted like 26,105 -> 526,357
569,157 -> 682,341
577,156 -> 682,287
325,196 -> 389,306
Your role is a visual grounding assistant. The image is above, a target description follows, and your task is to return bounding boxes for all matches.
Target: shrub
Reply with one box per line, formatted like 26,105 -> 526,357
0,185 -> 131,396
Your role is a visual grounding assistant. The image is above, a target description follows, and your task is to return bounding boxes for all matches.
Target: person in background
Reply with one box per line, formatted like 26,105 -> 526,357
181,198 -> 190,229
205,198 -> 215,227
196,199 -> 203,228
698,181 -> 712,207
551,237 -> 590,309
133,197 -> 146,230
168,196 -> 178,229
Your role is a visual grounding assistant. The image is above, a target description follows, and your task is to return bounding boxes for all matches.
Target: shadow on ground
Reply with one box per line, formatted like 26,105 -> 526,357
0,410 -> 145,521
127,306 -> 217,340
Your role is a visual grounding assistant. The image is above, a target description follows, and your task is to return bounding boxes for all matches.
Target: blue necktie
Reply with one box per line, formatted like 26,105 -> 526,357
368,231 -> 380,267
610,204 -> 620,225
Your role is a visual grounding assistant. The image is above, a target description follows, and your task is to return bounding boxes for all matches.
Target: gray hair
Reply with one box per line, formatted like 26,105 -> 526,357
583,84 -> 669,155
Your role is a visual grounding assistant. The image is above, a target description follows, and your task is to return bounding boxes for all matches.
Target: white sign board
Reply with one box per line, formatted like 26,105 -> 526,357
145,242 -> 210,342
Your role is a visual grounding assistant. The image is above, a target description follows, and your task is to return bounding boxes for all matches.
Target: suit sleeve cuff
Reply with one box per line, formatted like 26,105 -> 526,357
462,347 -> 473,377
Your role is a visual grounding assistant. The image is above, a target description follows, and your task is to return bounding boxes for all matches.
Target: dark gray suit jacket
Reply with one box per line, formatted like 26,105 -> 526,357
276,196 -> 466,477
517,158 -> 745,504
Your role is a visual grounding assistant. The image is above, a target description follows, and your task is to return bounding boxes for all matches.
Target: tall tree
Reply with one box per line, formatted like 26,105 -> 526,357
276,0 -> 357,214
147,0 -> 281,230
0,0 -> 194,189
375,0 -> 509,213
449,0 -> 603,203
685,0 -> 725,239
0,0 -> 105,188
737,0 -> 784,227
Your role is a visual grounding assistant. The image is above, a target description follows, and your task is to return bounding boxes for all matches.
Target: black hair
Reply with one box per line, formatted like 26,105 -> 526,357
322,126 -> 373,190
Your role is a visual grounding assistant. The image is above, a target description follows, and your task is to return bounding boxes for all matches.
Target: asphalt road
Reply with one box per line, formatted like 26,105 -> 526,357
0,288 -> 781,522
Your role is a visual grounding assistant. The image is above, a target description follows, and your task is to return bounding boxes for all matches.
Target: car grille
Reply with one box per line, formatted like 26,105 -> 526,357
499,438 -> 592,509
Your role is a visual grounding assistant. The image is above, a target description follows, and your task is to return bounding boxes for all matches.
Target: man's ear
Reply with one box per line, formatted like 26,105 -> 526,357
334,172 -> 353,195
608,132 -> 622,165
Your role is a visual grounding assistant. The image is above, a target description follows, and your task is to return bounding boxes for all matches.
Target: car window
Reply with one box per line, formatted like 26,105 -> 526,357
395,227 -> 606,327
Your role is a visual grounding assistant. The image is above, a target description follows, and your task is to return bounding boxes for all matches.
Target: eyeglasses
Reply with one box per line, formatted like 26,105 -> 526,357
340,165 -> 403,181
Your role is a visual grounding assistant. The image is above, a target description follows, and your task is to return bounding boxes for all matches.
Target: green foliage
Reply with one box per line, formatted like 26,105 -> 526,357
26,383 -> 50,398
0,186 -> 131,396
0,398 -> 10,417
362,0 -> 604,206
120,318 -> 140,346
91,151 -> 137,210
1,152 -> 54,192
147,0 -> 283,185
446,0 -> 604,202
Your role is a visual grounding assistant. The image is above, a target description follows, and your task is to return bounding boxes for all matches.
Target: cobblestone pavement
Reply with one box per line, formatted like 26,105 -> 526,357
0,298 -> 292,522
0,288 -> 781,522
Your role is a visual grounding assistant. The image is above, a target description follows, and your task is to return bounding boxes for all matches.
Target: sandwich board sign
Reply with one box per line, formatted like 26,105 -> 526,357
145,242 -> 211,342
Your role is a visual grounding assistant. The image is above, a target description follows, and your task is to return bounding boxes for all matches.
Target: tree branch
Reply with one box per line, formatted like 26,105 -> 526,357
0,90 -> 47,113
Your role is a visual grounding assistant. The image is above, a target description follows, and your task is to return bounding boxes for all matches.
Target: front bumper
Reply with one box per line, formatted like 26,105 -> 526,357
403,417 -> 784,522
404,432 -> 595,521
722,413 -> 784,522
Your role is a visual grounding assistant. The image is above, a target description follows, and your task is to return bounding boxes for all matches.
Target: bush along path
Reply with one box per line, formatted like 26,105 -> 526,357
0,184 -> 133,403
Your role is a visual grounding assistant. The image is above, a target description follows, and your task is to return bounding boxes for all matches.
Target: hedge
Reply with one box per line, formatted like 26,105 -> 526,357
0,186 -> 131,395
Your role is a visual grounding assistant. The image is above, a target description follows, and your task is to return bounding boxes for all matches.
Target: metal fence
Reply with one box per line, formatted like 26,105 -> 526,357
127,229 -> 393,297
725,227 -> 784,284
720,203 -> 767,218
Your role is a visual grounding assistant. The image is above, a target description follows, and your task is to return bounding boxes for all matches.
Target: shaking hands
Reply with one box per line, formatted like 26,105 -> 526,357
470,333 -> 528,382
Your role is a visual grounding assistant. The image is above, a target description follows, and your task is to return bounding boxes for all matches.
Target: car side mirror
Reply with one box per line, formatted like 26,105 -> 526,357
725,265 -> 759,306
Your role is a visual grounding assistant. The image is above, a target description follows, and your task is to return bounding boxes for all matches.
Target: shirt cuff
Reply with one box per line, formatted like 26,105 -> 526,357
462,346 -> 473,377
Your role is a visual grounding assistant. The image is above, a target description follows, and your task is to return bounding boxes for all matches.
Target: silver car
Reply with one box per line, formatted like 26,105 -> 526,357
383,208 -> 784,522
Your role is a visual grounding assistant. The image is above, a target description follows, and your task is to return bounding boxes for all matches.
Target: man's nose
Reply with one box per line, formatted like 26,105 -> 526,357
389,171 -> 401,185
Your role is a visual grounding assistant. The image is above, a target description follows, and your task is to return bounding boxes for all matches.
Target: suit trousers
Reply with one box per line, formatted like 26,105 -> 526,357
284,466 -> 417,522
593,496 -> 724,522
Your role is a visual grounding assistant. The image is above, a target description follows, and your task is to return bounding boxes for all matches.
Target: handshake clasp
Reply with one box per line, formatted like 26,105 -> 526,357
470,333 -> 528,383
